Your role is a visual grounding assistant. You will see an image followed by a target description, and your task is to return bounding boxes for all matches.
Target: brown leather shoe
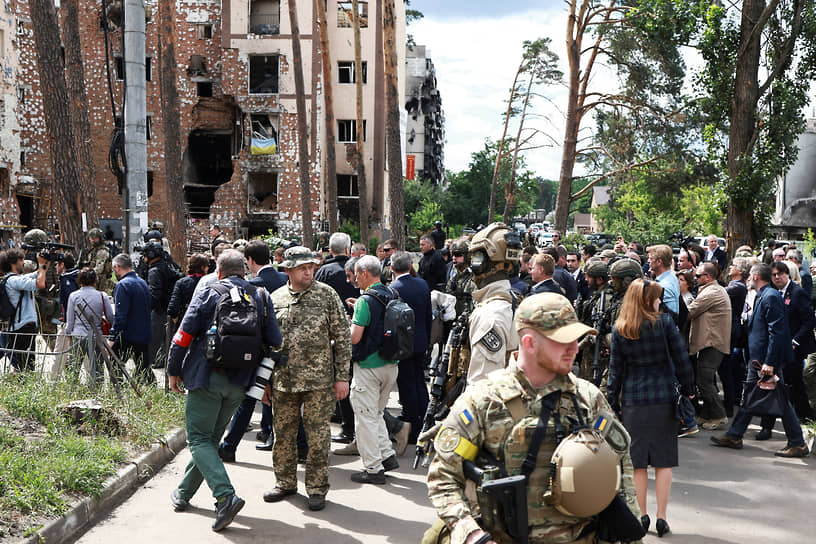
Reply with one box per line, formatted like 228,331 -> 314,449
710,434 -> 743,449
774,445 -> 809,458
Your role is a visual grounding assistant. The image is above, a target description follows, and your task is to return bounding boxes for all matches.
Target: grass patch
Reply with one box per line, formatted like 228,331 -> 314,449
0,373 -> 185,539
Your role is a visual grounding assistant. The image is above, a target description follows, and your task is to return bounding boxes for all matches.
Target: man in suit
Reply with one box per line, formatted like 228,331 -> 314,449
786,248 -> 812,302
219,239 -> 293,459
530,253 -> 565,296
542,247 -> 577,303
390,251 -> 432,445
567,251 -> 589,303
418,235 -> 447,292
711,263 -> 809,457
766,261 -> 814,423
704,234 -> 728,277
315,232 -> 359,444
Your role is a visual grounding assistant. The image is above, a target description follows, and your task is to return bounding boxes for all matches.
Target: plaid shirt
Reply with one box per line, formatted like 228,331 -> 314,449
607,312 -> 695,409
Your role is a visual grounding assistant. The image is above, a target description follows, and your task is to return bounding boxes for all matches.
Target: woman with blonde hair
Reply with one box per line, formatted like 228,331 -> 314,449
607,278 -> 695,537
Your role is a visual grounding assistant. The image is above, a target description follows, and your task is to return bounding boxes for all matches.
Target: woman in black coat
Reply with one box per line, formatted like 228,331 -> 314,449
607,278 -> 695,538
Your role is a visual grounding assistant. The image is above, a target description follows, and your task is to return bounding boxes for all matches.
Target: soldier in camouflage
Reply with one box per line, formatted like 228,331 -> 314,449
426,293 -> 641,544
576,260 -> 613,382
262,246 -> 352,511
87,228 -> 114,295
445,239 -> 476,317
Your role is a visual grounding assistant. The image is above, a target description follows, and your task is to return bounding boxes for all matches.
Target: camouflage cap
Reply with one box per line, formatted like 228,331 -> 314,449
515,293 -> 597,343
599,249 -> 617,260
280,246 -> 321,269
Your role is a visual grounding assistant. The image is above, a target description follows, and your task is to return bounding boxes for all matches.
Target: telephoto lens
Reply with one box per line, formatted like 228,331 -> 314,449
246,355 -> 277,400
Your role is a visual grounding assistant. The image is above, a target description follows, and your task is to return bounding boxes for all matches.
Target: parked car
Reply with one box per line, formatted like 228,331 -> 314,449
513,222 -> 527,235
529,223 -> 544,235
537,231 -> 554,247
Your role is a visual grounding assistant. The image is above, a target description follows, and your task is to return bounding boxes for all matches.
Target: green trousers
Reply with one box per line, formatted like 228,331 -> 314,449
177,371 -> 245,501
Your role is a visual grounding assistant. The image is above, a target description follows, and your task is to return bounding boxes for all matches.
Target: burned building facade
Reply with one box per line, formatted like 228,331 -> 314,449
11,0 -> 405,244
404,44 -> 444,186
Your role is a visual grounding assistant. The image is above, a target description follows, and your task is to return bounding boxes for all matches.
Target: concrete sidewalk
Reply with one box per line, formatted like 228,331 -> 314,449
74,405 -> 814,544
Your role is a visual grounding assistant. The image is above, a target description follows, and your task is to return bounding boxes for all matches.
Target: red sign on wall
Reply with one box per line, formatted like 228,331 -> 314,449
406,154 -> 416,180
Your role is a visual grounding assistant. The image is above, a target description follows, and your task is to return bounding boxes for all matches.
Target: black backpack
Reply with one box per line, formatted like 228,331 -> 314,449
365,287 -> 415,361
207,281 -> 268,370
0,274 -> 23,326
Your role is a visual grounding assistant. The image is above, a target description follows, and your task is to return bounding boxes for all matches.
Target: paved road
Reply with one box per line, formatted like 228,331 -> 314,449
75,402 -> 814,544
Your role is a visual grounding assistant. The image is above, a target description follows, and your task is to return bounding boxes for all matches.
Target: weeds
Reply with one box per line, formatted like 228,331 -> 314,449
0,372 -> 185,536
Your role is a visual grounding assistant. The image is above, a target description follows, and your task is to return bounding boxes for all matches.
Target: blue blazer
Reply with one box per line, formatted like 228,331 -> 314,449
391,274 -> 432,355
781,281 -> 816,360
747,284 -> 793,369
251,266 -> 288,294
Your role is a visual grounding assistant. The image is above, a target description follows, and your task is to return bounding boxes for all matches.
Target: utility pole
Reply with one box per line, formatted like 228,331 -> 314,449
123,0 -> 148,253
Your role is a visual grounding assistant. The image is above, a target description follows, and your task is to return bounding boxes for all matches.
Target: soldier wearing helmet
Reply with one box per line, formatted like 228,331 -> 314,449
87,228 -> 114,295
465,223 -> 522,384
430,220 -> 446,250
576,259 -> 614,383
426,293 -> 642,544
445,239 -> 475,316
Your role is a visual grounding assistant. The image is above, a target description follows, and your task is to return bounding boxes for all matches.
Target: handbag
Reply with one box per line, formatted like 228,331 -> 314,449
99,293 -> 112,336
742,366 -> 787,417
658,319 -> 694,423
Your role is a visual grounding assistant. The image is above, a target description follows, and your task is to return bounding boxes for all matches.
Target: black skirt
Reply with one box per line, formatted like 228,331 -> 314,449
622,403 -> 678,469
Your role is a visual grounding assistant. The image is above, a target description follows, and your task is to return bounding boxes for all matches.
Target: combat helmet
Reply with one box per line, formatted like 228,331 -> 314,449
467,223 -> 522,288
450,239 -> 469,257
88,228 -> 104,242
609,258 -> 642,279
23,228 -> 48,246
545,428 -> 622,517
584,260 -> 609,281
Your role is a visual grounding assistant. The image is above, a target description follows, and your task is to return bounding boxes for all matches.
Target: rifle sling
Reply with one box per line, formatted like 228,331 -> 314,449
520,391 -> 560,478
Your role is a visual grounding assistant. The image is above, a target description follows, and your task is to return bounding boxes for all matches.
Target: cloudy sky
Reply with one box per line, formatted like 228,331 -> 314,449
408,1 -> 579,179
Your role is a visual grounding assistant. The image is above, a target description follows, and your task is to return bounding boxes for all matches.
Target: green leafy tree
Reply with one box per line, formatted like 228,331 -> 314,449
697,1 -> 816,251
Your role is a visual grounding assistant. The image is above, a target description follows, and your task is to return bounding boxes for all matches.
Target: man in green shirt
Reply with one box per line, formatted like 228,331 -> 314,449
349,255 -> 400,484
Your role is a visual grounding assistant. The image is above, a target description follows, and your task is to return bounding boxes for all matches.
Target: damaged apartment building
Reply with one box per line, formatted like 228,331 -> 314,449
10,0 -> 406,243
405,44 -> 444,186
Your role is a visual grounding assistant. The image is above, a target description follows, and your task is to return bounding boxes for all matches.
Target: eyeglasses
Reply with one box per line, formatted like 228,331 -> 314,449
383,247 -> 393,252
696,273 -> 708,278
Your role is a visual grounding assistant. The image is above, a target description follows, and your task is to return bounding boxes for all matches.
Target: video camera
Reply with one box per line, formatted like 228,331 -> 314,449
669,230 -> 695,250
133,241 -> 164,261
21,242 -> 75,262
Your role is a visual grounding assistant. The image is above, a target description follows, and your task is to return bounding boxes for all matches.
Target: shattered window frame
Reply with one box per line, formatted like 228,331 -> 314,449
338,61 -> 367,84
249,55 -> 280,94
337,1 -> 368,28
197,23 -> 213,39
249,113 -> 279,155
249,0 -> 281,35
248,171 -> 279,214
337,119 -> 366,143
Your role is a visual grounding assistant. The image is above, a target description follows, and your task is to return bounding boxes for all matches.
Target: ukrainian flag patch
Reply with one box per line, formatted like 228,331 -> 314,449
459,409 -> 473,426
594,414 -> 608,432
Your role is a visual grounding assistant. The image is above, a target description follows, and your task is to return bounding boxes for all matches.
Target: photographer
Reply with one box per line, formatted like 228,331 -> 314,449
0,248 -> 48,371
167,249 -> 281,530
22,229 -> 60,347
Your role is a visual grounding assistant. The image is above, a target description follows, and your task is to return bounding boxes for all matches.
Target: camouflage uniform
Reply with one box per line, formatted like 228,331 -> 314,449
426,364 -> 640,544
577,285 -> 614,382
466,280 -> 519,384
446,267 -> 476,317
36,261 -> 60,345
271,279 -> 352,497
90,241 -> 114,295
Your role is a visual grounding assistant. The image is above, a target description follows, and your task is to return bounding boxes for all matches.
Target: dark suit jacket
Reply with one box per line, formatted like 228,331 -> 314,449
707,247 -> 728,276
799,266 -> 812,301
553,266 -> 577,302
391,274 -> 432,355
574,269 -> 590,302
250,266 -> 288,294
747,284 -> 793,369
781,281 -> 816,360
315,255 -> 358,314
418,249 -> 447,292
531,278 -> 565,296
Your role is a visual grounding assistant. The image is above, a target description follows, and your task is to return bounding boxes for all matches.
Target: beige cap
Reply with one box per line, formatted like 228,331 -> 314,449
280,246 -> 321,269
514,293 -> 597,343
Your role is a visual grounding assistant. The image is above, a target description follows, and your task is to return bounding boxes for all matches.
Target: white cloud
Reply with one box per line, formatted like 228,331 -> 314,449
410,7 -> 569,179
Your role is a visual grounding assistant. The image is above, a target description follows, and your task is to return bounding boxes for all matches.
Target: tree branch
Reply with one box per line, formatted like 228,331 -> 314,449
569,155 -> 664,200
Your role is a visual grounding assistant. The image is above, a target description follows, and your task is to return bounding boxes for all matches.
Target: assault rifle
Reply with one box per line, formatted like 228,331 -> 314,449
463,460 -> 528,544
591,291 -> 606,387
413,311 -> 469,469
